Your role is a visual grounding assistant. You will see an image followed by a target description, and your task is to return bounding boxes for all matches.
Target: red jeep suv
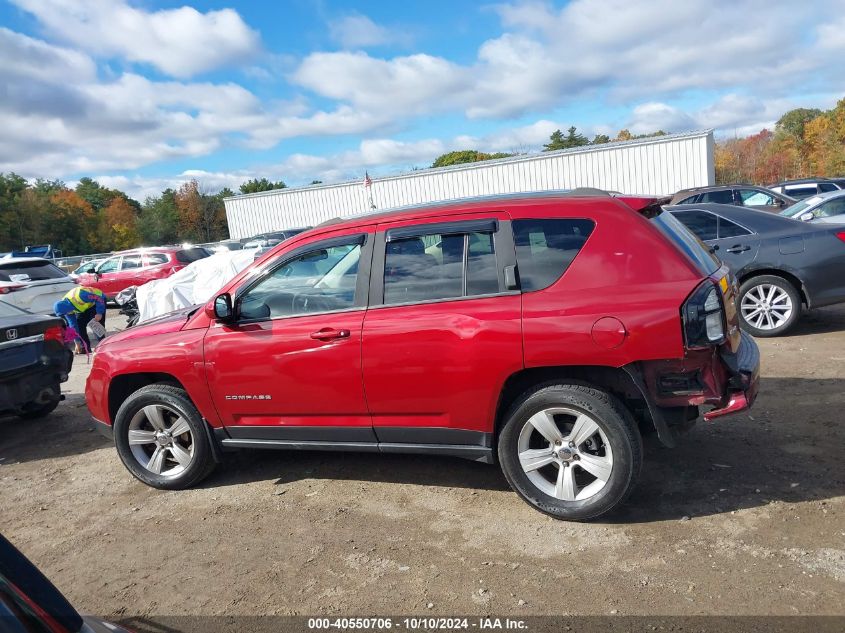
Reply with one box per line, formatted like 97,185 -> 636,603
85,190 -> 760,521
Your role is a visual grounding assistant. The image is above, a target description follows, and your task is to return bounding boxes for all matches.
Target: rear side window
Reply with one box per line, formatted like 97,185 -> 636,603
145,253 -> 169,266
175,248 -> 209,263
785,186 -> 817,199
674,210 -> 718,241
120,255 -> 143,270
699,190 -> 735,204
383,228 -> 499,304
0,260 -> 67,282
677,194 -> 700,204
512,219 -> 594,291
818,182 -> 838,192
718,217 -> 751,238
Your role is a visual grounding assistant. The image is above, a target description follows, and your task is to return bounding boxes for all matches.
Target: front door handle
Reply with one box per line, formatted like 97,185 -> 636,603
310,328 -> 350,341
725,244 -> 751,253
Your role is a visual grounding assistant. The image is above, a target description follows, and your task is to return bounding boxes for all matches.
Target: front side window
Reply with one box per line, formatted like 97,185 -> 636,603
96,257 -> 120,274
816,198 -> 845,218
673,211 -> 719,242
239,240 -> 361,320
512,219 -> 595,291
383,229 -> 498,304
738,189 -> 775,206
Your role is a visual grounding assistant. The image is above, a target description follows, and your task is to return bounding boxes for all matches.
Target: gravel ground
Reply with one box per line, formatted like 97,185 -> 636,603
1,307 -> 843,623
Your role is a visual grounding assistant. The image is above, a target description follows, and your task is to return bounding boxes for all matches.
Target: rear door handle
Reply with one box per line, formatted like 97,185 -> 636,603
725,244 -> 751,253
310,328 -> 350,341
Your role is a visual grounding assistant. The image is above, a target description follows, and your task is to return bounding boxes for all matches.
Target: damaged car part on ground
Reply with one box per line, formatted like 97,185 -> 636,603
84,190 -> 760,522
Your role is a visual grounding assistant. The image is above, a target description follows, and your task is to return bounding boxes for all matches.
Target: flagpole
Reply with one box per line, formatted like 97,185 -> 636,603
365,171 -> 376,210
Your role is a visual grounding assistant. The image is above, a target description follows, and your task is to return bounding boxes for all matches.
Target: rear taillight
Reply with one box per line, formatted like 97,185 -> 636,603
44,325 -> 64,343
836,231 -> 845,243
682,281 -> 726,349
0,284 -> 26,294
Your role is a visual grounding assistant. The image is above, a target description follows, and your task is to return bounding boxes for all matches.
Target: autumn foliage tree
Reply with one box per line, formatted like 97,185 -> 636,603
98,197 -> 140,250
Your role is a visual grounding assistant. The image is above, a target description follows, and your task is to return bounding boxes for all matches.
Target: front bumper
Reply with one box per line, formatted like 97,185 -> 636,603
703,331 -> 760,421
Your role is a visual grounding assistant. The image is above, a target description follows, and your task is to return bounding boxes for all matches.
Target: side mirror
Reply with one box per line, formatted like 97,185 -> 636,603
207,293 -> 233,321
799,212 -> 814,222
84,266 -> 96,274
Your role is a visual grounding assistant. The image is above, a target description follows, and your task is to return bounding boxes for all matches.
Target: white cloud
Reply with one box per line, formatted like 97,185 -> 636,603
329,13 -> 399,49
11,0 -> 260,77
291,0 -> 845,123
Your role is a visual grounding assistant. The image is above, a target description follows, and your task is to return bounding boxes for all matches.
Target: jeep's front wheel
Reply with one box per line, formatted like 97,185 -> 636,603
114,384 -> 217,490
498,383 -> 642,521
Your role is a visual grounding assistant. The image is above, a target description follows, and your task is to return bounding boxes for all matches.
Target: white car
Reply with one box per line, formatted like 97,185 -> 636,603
779,189 -> 845,225
0,257 -> 77,314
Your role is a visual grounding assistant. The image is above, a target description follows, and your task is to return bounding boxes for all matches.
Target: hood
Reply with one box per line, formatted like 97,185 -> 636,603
99,304 -> 200,348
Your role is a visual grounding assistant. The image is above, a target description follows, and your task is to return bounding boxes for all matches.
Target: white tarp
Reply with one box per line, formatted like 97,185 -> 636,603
137,249 -> 257,322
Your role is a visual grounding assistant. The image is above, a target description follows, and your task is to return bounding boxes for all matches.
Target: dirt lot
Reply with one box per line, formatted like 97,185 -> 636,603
1,307 -> 844,622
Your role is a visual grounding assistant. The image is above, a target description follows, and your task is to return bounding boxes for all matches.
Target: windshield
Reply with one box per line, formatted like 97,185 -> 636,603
779,196 -> 821,217
651,209 -> 721,275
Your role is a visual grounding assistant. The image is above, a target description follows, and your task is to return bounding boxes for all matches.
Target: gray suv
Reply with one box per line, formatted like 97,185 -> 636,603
670,185 -> 794,213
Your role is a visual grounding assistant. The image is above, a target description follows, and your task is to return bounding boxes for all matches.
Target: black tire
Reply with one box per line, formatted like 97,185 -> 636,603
17,392 -> 60,420
498,383 -> 642,521
113,384 -> 217,490
738,275 -> 801,338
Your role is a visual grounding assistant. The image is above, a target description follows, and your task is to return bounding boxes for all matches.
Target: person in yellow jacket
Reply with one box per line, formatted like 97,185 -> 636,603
53,286 -> 106,353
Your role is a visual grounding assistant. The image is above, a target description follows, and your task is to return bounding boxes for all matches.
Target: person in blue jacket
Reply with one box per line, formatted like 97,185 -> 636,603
54,286 -> 107,352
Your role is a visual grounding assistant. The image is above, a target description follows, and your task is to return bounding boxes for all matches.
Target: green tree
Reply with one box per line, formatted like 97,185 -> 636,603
0,173 -> 30,250
431,150 -> 512,168
139,189 -> 180,245
776,108 -> 824,139
543,126 -> 589,151
591,134 -> 611,144
239,178 -> 287,194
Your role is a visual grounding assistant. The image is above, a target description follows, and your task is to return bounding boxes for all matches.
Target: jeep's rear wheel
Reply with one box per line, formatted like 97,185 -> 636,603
114,384 -> 216,490
498,383 -> 642,521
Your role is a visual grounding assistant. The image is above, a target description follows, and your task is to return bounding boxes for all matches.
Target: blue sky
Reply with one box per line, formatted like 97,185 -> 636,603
1,0 -> 844,200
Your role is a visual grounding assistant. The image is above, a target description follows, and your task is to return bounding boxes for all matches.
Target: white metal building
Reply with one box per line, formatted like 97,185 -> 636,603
224,129 -> 715,239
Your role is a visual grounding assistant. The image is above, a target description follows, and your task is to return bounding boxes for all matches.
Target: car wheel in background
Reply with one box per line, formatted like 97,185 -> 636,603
113,384 -> 217,489
738,275 -> 801,337
498,383 -> 642,521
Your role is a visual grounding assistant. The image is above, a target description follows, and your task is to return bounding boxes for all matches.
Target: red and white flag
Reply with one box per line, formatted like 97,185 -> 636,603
364,171 -> 372,188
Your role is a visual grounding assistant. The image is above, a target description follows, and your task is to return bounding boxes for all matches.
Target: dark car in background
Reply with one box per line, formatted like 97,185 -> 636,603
669,185 -> 794,213
242,227 -> 312,260
0,533 -> 131,633
668,203 -> 845,337
0,300 -> 71,419
768,178 -> 841,200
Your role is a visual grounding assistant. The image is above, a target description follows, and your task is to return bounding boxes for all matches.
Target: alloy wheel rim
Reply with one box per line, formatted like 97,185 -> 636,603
740,283 -> 793,331
517,407 -> 613,502
127,404 -> 194,478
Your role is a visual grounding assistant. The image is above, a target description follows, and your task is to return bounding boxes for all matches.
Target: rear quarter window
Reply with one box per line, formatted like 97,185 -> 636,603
512,219 -> 595,291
